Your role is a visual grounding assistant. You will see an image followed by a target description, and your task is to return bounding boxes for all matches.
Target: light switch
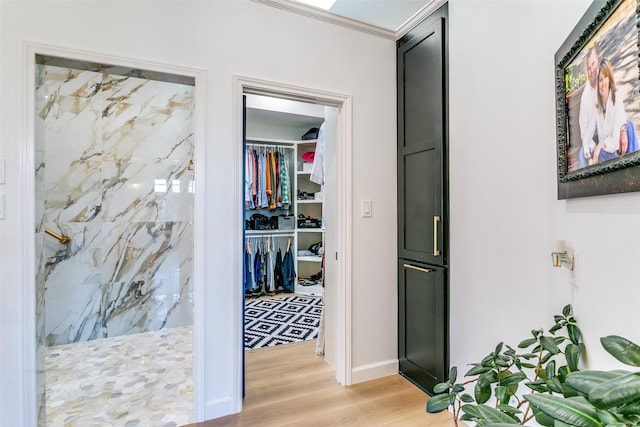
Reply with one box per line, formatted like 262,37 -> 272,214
361,199 -> 372,217
0,194 -> 5,219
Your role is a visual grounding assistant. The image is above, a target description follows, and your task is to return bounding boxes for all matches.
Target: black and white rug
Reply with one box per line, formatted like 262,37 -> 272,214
244,295 -> 322,350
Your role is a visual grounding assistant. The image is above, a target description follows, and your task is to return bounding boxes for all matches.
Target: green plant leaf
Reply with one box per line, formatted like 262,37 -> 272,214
533,408 -> 556,427
449,366 -> 458,383
589,372 -> 640,409
554,315 -> 565,323
461,404 -> 519,424
426,393 -> 451,413
524,394 -> 601,427
526,380 -> 549,393
618,399 -> 640,415
520,362 -> 536,369
495,342 -> 504,355
496,404 -> 522,414
478,370 -> 499,388
568,324 -> 582,346
563,304 -> 572,317
601,336 -> 640,367
549,323 -> 563,334
452,384 -> 465,393
467,364 -> 493,376
433,382 -> 450,394
567,371 -> 629,396
546,360 -> 557,379
461,393 -> 475,403
500,372 -> 527,386
547,377 -> 563,394
595,408 -> 620,425
566,343 -> 581,372
475,382 -> 492,404
518,338 -> 537,349
495,385 -> 510,404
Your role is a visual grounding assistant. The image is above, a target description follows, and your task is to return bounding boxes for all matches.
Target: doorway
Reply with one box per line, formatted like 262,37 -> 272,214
30,50 -> 204,426
234,77 -> 353,407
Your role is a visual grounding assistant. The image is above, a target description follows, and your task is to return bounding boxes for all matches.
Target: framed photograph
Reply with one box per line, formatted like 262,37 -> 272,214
555,0 -> 640,199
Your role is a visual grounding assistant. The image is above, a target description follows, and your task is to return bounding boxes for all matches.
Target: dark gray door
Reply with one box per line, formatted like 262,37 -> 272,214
397,14 -> 446,266
397,5 -> 448,395
398,262 -> 446,393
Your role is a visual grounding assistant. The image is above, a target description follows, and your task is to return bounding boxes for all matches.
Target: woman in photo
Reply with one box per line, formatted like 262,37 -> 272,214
589,58 -> 629,165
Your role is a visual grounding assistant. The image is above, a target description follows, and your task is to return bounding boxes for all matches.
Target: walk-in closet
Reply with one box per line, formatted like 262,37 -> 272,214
243,93 -> 332,353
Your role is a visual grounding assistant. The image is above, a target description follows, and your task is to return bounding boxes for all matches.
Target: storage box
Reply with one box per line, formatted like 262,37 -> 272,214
302,162 -> 313,173
314,191 -> 323,201
277,215 -> 295,230
298,217 -> 321,228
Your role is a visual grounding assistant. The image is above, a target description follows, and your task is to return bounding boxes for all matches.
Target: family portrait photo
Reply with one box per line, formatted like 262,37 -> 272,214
563,0 -> 640,173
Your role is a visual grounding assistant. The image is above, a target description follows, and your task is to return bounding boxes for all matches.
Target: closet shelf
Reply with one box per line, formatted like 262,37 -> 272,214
297,228 -> 324,233
246,137 -> 297,145
297,200 -> 321,204
298,256 -> 322,262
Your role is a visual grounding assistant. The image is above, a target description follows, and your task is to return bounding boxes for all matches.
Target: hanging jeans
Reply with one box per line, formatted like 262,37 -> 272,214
274,248 -> 284,292
281,248 -> 296,293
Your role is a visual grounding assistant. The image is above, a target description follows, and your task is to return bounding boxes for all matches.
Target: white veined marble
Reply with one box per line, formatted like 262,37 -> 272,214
35,62 -> 195,347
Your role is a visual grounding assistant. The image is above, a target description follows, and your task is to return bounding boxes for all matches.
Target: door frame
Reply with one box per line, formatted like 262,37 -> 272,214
19,42 -> 207,424
232,75 -> 353,406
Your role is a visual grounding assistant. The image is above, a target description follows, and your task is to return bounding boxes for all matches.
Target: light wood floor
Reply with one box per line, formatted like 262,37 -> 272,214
183,340 -> 456,427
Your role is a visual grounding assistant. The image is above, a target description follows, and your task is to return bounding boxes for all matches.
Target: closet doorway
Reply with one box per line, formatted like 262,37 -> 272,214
234,76 -> 353,402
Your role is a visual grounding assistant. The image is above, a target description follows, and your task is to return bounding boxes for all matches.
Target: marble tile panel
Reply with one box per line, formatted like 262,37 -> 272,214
42,158 -> 102,223
101,159 -> 193,223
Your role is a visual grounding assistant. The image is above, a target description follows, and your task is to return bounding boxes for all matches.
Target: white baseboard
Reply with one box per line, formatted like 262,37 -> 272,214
350,359 -> 399,384
202,397 -> 237,423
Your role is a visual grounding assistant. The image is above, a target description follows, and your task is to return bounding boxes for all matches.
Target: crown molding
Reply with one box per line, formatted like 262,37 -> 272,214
251,0 -> 396,40
395,0 -> 447,40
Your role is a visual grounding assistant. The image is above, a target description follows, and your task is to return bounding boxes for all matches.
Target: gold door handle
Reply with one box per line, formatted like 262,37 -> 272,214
403,263 -> 432,273
433,215 -> 441,256
45,228 -> 70,245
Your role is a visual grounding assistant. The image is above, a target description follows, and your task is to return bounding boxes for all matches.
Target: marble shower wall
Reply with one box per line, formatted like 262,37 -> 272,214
35,62 -> 195,347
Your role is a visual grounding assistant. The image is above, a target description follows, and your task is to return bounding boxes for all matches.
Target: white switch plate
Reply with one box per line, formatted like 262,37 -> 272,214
0,158 -> 5,184
361,199 -> 372,217
0,194 -> 5,219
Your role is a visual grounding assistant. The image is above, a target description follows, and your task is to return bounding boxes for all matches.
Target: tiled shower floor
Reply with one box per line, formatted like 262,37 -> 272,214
45,326 -> 194,426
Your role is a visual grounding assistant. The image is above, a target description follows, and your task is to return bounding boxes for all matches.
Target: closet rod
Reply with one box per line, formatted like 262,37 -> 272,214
245,143 -> 294,150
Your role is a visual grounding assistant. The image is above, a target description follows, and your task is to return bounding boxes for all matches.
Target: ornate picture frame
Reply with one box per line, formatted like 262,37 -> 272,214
555,0 -> 640,199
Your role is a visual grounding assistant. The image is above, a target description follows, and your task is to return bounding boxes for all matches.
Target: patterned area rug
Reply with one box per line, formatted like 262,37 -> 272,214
244,295 -> 322,350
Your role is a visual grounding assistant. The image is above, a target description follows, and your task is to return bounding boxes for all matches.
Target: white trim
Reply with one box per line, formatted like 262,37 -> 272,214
233,75 -> 353,401
21,42 -> 206,423
351,359 -> 399,384
251,0 -> 396,40
395,0 -> 447,40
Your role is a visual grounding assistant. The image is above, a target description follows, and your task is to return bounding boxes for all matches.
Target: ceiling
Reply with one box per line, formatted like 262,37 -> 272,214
328,0 -> 434,31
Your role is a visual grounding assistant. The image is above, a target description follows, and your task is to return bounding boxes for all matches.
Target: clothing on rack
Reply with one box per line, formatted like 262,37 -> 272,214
244,235 -> 294,297
245,145 -> 292,211
310,122 -> 325,185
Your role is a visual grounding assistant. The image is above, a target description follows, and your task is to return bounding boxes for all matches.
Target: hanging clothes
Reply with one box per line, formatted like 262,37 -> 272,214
310,122 -> 325,185
281,245 -> 296,293
280,151 -> 290,206
244,145 -> 292,211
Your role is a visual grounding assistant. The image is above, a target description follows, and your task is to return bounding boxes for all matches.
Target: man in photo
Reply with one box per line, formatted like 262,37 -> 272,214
578,43 -> 600,168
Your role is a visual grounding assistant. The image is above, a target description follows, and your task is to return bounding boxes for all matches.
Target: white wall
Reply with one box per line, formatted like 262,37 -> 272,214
0,1 -> 397,424
449,0 -> 640,375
